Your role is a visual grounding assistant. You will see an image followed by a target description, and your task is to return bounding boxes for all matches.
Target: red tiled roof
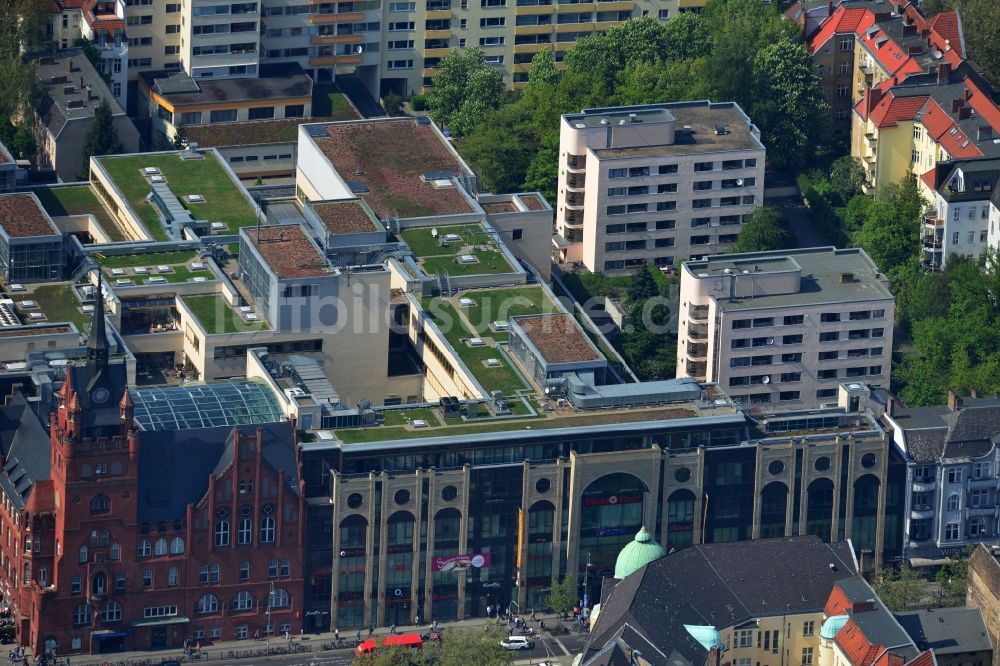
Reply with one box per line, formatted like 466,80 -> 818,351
859,25 -> 925,80
905,651 -> 936,666
927,12 -> 964,58
809,6 -> 873,54
868,93 -> 928,128
837,620 -> 882,666
825,583 -> 854,617
965,78 -> 1000,130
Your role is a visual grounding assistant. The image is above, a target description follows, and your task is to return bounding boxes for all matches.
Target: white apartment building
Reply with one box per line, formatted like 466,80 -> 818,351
554,101 -> 765,274
51,0 -> 130,108
919,158 -> 1000,269
676,247 -> 895,410
57,0 -> 714,109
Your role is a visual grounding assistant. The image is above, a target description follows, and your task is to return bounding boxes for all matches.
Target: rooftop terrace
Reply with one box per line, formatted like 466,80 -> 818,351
97,151 -> 258,239
515,313 -> 603,364
310,200 -> 381,235
0,194 -> 59,238
247,225 -> 329,279
457,285 -> 562,335
34,185 -> 128,242
182,294 -> 269,335
99,250 -> 214,285
399,224 -> 514,276
315,119 -> 474,218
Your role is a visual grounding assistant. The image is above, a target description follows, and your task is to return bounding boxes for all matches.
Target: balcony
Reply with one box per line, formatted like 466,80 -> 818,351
923,215 -> 944,228
688,304 -> 709,320
310,54 -> 362,65
912,478 -> 935,493
686,359 -> 706,376
516,3 -> 554,13
686,341 -> 707,358
922,237 -> 942,249
425,29 -> 452,39
911,506 -> 934,521
687,323 -> 708,340
423,47 -> 451,58
566,154 -> 586,170
310,34 -> 363,45
426,8 -> 452,18
515,23 -> 555,34
309,11 -> 363,23
595,0 -> 633,8
565,174 -> 584,189
563,210 -> 583,225
565,192 -> 584,207
513,42 -> 550,53
967,504 -> 998,517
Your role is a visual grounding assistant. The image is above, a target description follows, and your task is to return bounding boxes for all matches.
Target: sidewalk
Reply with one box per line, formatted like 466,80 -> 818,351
70,612 -> 578,666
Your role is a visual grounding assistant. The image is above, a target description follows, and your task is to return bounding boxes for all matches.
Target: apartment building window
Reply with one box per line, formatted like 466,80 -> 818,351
870,347 -> 883,356
482,0 -> 507,6
248,107 -> 274,120
655,220 -> 675,230
720,196 -> 741,206
781,353 -> 802,362
744,159 -> 757,168
604,260 -> 624,270
912,125 -> 923,140
819,331 -> 838,342
847,348 -> 869,358
390,1 -> 415,8
953,232 -> 960,245
691,217 -> 711,227
659,164 -> 678,174
947,493 -> 960,510
948,468 -> 963,484
285,104 -> 304,118
627,203 -> 647,213
743,195 -> 755,205
849,310 -> 870,320
480,16 -> 505,27
606,224 -> 626,234
657,201 -> 676,211
694,181 -> 713,191
737,630 -> 753,648
780,372 -> 801,382
731,357 -> 750,367
839,61 -> 850,75
848,329 -> 869,340
608,187 -> 626,196
387,60 -> 414,69
480,36 -> 505,45
628,166 -> 649,177
973,461 -> 992,479
609,168 -> 627,179
460,18 -> 467,27
912,149 -> 921,164
839,37 -> 852,51
780,391 -> 800,401
970,518 -> 986,537
658,183 -> 677,193
981,230 -> 989,242
816,388 -> 837,399
693,199 -> 712,209
872,327 -> 884,338
968,231 -> 976,243
783,315 -> 804,325
626,222 -> 646,232
607,205 -> 626,215
658,8 -> 669,18
606,242 -> 625,252
166,2 -> 179,9
944,523 -> 960,540
971,488 -> 990,507
210,109 -> 237,123
389,21 -> 415,30
802,621 -> 815,637
732,319 -> 751,330
818,369 -> 837,380
691,236 -> 710,245
388,40 -> 414,49
845,367 -> 868,378
627,185 -> 648,195
654,238 -> 674,248
181,112 -> 202,125
694,162 -> 714,172
836,84 -> 849,97
802,648 -> 814,666
484,55 -> 504,64
782,334 -> 803,344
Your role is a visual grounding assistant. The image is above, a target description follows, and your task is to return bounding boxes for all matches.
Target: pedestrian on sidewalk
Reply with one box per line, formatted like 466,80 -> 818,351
368,624 -> 374,638
356,629 -> 362,643
334,628 -> 340,642
390,624 -> 397,635
254,629 -> 259,641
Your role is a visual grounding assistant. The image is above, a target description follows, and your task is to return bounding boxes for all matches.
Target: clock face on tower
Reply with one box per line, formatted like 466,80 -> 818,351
91,387 -> 111,404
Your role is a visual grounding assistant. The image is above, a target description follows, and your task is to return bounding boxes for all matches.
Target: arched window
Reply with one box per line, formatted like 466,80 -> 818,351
73,603 -> 92,626
170,537 -> 185,554
196,594 -> 219,614
102,600 -> 122,623
154,538 -> 168,556
93,572 -> 106,595
90,494 -> 111,515
37,566 -> 47,587
237,519 -> 252,545
78,545 -> 88,564
260,516 -> 275,543
947,493 -> 961,511
215,521 -> 230,547
89,529 -> 110,548
268,587 -> 290,609
137,539 -> 151,557
231,590 -> 254,612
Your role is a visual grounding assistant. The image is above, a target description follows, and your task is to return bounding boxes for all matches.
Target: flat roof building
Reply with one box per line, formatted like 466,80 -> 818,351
554,101 -> 765,273
0,193 -> 64,284
677,247 -> 895,410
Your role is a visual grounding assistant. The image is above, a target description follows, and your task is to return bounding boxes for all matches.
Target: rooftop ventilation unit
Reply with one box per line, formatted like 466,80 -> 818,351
714,124 -> 729,135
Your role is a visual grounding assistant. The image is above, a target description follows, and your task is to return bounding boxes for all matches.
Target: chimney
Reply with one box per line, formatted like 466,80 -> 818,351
853,600 -> 875,613
902,24 -> 916,37
828,0 -> 834,17
947,389 -> 963,412
952,99 -> 964,112
965,87 -> 974,101
838,272 -> 855,283
959,107 -> 972,120
938,63 -> 951,84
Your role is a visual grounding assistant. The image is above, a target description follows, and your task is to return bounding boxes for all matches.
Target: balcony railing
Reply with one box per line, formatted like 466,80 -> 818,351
687,323 -> 708,340
688,304 -> 709,320
563,210 -> 583,225
566,154 -> 586,170
686,341 -> 707,358
686,360 -> 706,376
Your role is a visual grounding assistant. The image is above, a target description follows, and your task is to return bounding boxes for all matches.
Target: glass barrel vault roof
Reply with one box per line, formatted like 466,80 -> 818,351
131,380 -> 283,431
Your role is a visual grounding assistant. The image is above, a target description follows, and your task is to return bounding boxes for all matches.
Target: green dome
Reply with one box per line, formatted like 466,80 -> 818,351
614,526 -> 667,579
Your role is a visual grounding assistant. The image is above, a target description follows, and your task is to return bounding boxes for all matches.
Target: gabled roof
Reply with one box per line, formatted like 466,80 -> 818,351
867,93 -> 929,128
895,607 -> 993,655
582,537 -> 857,666
809,6 -> 873,55
941,404 -> 1000,459
0,393 -> 51,510
830,578 -> 920,666
926,11 -> 964,58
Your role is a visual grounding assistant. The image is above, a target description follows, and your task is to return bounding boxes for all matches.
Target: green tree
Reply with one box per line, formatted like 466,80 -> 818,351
545,575 -> 577,614
427,47 -> 504,135
527,48 -> 559,87
521,129 -> 559,203
828,156 -> 867,204
949,0 -> 1000,86
172,123 -> 188,150
0,0 -> 50,121
627,261 -> 659,303
82,99 -> 122,176
873,565 -> 928,612
729,207 -> 794,253
458,104 -> 539,193
852,175 -> 925,274
750,38 -> 829,169
614,58 -> 711,107
383,91 -> 404,117
430,626 -> 512,666
564,17 -> 673,94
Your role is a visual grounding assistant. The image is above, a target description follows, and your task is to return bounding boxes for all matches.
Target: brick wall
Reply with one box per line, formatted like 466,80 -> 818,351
967,544 -> 1000,666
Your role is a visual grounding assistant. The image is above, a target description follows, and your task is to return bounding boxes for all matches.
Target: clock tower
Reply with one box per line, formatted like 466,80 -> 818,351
84,272 -> 113,407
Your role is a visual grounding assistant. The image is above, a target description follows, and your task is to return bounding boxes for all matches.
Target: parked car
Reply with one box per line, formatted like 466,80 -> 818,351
500,636 -> 534,650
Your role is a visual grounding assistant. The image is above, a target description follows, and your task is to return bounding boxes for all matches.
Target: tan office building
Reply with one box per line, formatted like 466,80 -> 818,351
676,247 -> 895,410
554,101 -> 765,274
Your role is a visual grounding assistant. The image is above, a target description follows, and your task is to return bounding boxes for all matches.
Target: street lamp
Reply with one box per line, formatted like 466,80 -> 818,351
582,552 -> 592,613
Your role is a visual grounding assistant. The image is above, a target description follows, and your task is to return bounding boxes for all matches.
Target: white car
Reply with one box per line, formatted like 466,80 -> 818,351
500,636 -> 535,650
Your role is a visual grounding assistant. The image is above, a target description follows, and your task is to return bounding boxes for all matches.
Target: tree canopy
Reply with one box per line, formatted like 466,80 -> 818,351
82,99 -> 123,177
353,627 -> 512,666
728,207 -> 794,253
454,4 -> 824,194
426,47 -> 505,136
921,0 -> 1000,86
